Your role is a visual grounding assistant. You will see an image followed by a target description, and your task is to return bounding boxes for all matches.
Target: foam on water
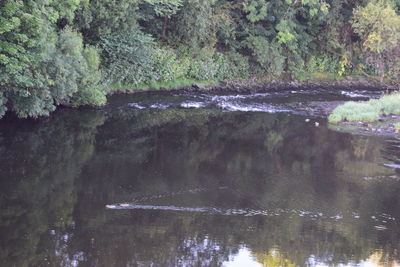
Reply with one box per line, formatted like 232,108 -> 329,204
124,89 -> 378,114
127,103 -> 146,109
217,101 -> 290,113
210,93 -> 271,101
150,103 -> 170,109
340,91 -> 369,98
383,163 -> 400,169
180,101 -> 207,108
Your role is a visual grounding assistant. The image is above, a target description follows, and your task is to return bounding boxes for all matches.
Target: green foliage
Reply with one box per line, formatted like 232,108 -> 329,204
0,0 -> 49,92
0,1 -> 104,118
0,0 -> 57,118
74,0 -> 140,43
188,58 -> 220,81
99,29 -> 156,86
246,36 -> 286,74
144,0 -> 183,18
71,46 -> 106,106
44,28 -> 105,107
243,0 -> 268,23
351,1 -> 400,78
223,51 -> 251,79
174,0 -> 216,50
329,93 -> 400,123
48,28 -> 86,103
1,0 -> 400,119
51,0 -> 87,23
352,1 -> 400,54
152,47 -> 190,82
306,54 -> 343,74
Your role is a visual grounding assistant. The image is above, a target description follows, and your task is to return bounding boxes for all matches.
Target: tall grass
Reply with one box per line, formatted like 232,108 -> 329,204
328,92 -> 400,123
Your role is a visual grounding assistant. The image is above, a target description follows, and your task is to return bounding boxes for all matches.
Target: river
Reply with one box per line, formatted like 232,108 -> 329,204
0,88 -> 399,266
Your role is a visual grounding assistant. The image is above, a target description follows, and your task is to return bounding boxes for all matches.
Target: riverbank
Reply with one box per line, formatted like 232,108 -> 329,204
2,75 -> 399,137
109,76 -> 400,137
109,75 -> 399,95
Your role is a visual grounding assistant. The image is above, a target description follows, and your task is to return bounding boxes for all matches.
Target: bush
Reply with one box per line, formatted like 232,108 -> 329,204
187,49 -> 250,81
100,29 -> 157,85
246,36 -> 285,74
48,28 -> 106,107
217,51 -> 250,80
152,48 -> 190,82
188,49 -> 221,81
306,54 -> 343,74
71,46 -> 106,106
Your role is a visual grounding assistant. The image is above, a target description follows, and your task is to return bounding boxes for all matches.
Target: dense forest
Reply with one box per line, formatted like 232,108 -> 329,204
0,0 -> 399,119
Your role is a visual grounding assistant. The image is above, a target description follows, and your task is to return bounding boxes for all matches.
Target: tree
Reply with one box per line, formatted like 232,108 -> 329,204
352,0 -> 400,79
144,0 -> 183,38
74,0 -> 141,43
0,0 -> 104,118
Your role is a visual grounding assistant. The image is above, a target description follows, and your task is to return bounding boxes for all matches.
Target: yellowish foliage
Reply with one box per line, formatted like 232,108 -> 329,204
254,249 -> 296,267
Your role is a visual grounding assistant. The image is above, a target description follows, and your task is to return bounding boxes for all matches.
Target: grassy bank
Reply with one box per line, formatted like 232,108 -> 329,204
328,93 -> 400,123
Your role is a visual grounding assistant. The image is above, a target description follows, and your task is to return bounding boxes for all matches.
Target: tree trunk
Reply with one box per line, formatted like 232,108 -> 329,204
162,17 -> 168,39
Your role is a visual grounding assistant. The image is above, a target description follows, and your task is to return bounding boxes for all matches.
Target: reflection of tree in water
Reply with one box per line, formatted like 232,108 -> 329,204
72,108 -> 400,266
1,106 -> 400,266
0,111 -> 105,267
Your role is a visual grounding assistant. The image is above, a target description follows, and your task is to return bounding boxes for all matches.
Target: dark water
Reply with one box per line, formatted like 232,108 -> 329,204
0,89 -> 399,267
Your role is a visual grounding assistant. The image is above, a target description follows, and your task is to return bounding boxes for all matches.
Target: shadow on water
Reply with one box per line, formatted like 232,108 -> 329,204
0,89 -> 399,266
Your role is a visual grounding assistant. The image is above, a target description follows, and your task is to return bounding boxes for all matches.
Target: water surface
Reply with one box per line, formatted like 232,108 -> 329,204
0,88 -> 399,266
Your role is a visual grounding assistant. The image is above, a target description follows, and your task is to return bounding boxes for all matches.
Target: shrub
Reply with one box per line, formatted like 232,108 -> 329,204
246,36 -> 285,74
188,59 -> 218,80
100,29 -> 157,85
222,51 -> 251,79
306,54 -> 343,74
187,50 -> 251,81
71,46 -> 106,106
152,48 -> 190,82
47,28 -> 106,107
